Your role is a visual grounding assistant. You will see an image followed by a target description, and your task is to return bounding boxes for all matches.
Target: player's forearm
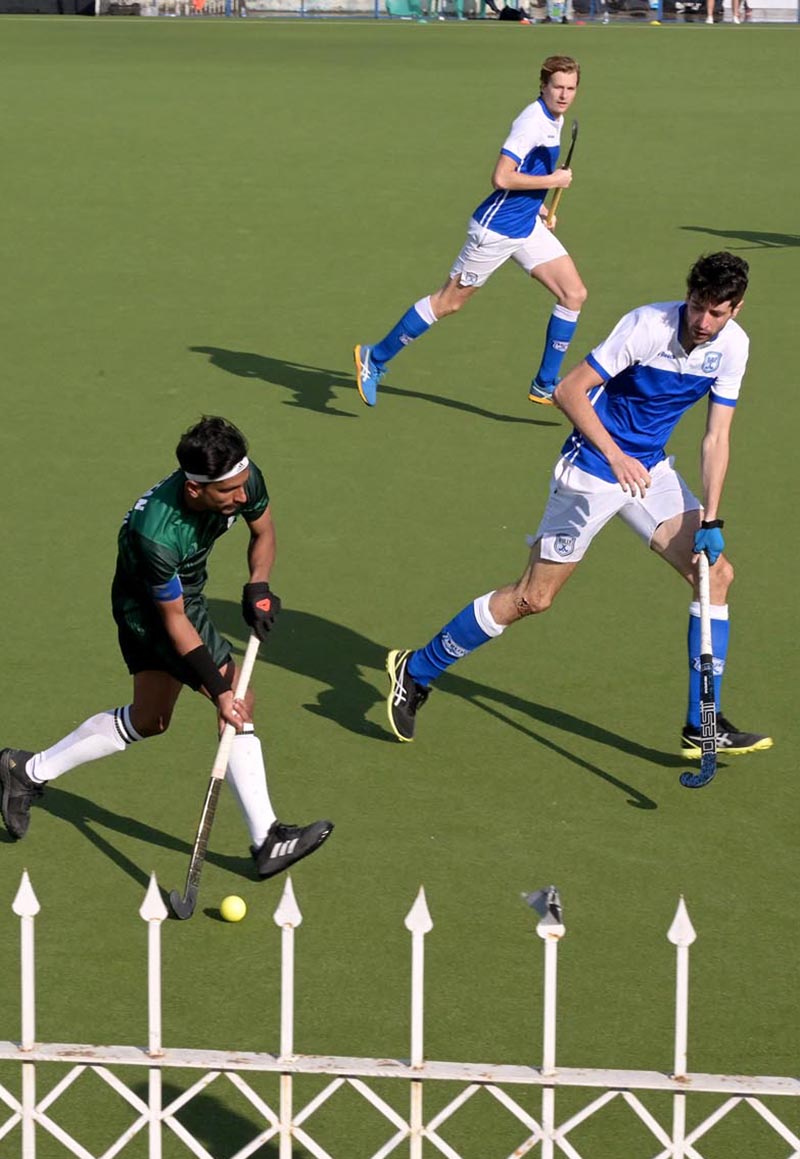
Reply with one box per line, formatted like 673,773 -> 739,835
156,600 -> 204,656
555,385 -> 622,466
247,522 -> 276,583
700,434 -> 730,522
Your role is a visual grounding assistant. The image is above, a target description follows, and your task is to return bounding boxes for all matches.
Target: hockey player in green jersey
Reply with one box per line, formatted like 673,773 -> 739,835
0,416 -> 333,880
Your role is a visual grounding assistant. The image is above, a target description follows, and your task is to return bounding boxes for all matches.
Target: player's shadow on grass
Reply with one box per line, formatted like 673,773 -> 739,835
40,786 -> 254,893
209,600 -> 682,811
130,1080 -> 280,1158
190,346 -> 558,427
681,226 -> 800,250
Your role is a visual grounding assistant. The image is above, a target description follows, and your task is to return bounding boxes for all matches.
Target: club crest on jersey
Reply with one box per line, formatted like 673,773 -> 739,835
554,535 -> 576,557
702,352 -> 722,374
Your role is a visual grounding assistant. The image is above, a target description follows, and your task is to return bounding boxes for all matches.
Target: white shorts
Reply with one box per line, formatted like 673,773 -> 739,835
450,216 -> 568,289
532,456 -> 701,563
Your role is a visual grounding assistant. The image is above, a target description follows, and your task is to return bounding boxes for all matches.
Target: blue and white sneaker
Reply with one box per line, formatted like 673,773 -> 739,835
354,344 -> 385,407
528,377 -> 556,406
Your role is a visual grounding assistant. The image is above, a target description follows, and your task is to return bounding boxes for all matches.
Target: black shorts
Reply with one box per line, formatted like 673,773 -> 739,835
115,596 -> 232,691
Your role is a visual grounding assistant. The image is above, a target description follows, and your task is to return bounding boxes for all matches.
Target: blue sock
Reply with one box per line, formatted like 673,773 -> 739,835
534,306 -> 579,390
372,301 -> 434,367
408,594 -> 504,686
686,605 -> 729,727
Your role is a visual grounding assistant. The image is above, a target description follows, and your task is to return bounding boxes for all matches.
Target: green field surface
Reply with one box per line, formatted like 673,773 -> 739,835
0,16 -> 797,1158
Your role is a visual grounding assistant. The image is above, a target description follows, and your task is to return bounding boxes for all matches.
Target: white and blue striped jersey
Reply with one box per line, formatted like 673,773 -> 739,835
561,301 -> 749,484
471,97 -> 562,240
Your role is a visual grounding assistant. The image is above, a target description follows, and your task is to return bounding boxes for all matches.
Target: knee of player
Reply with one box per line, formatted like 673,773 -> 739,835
513,586 -> 552,617
436,297 -> 464,318
710,555 -> 734,597
135,713 -> 172,738
562,282 -> 588,311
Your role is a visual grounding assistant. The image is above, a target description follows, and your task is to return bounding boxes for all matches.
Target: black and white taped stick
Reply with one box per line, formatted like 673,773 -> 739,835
679,553 -> 717,790
546,119 -> 578,229
169,633 -> 262,919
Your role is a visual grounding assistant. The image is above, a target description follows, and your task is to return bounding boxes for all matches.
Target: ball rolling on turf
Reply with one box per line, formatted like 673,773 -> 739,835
220,895 -> 247,922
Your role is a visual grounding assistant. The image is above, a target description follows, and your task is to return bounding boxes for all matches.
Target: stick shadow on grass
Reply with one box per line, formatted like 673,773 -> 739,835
39,786 -> 254,893
189,346 -> 559,427
681,226 -> 800,250
209,601 -> 674,811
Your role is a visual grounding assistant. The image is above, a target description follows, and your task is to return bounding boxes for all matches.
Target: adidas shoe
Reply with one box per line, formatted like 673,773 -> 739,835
353,344 -> 385,407
252,818 -> 334,880
680,715 -> 773,758
386,649 -> 430,742
528,377 -> 556,406
0,749 -> 40,840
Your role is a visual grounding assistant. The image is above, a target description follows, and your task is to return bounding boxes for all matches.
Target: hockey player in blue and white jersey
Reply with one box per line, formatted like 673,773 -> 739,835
354,55 -> 585,409
384,252 -> 773,758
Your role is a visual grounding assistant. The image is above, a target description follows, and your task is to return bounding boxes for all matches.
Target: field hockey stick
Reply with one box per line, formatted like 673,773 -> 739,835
546,119 -> 579,229
679,553 -> 717,790
169,632 -> 262,919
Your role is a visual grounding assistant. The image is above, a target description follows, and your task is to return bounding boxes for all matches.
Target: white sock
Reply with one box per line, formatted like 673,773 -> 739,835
226,725 -> 276,849
473,591 -> 507,638
553,304 -> 581,324
26,707 -> 144,784
415,295 -> 438,326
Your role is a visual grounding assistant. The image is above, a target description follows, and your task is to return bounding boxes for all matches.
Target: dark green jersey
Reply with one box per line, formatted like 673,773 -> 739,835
112,463 -> 269,619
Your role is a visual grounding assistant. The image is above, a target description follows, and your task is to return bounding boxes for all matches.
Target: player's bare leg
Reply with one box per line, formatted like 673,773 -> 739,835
529,255 -> 587,403
386,542 -> 578,741
489,541 -> 580,623
355,275 -> 479,407
429,275 -> 481,319
129,669 -> 184,736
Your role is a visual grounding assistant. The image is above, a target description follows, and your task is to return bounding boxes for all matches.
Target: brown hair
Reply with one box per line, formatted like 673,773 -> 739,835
540,56 -> 581,89
687,252 -> 749,307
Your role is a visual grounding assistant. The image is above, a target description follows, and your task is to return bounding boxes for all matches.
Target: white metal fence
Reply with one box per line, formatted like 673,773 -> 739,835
0,871 -> 797,1158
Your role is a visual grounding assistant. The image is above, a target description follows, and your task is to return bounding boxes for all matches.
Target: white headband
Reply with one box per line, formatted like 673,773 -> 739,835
184,456 -> 249,484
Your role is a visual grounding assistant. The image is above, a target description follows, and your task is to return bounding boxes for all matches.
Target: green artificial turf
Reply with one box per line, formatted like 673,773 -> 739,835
0,16 -> 797,1157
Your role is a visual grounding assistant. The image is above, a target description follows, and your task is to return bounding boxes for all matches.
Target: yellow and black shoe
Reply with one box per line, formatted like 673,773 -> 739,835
386,649 -> 430,742
680,715 -> 773,758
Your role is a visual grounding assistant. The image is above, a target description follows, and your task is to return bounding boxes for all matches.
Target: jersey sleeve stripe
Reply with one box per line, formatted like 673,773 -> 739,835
150,575 -> 183,602
709,392 -> 737,407
586,352 -> 611,381
500,147 -> 522,164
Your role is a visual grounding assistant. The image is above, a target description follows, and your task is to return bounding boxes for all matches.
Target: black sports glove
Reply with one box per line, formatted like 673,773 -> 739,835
242,582 -> 282,641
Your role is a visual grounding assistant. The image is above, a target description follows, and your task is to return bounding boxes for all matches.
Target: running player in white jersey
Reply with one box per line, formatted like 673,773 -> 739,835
0,417 -> 333,879
354,55 -> 586,409
384,252 -> 772,758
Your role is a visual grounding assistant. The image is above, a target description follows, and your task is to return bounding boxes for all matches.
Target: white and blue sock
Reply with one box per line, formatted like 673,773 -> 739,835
372,297 -> 437,367
408,593 -> 506,686
686,603 -> 729,728
534,304 -> 580,390
26,707 -> 144,783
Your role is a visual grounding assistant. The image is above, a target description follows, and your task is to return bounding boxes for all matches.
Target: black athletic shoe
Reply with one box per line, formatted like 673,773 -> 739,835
386,649 -> 430,743
252,819 -> 334,880
680,715 -> 773,758
0,749 -> 40,840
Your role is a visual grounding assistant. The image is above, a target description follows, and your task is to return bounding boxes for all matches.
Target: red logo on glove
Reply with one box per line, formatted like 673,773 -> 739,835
255,598 -> 272,613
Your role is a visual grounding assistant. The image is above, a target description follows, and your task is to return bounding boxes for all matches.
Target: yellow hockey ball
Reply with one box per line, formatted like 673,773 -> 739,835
220,895 -> 247,922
